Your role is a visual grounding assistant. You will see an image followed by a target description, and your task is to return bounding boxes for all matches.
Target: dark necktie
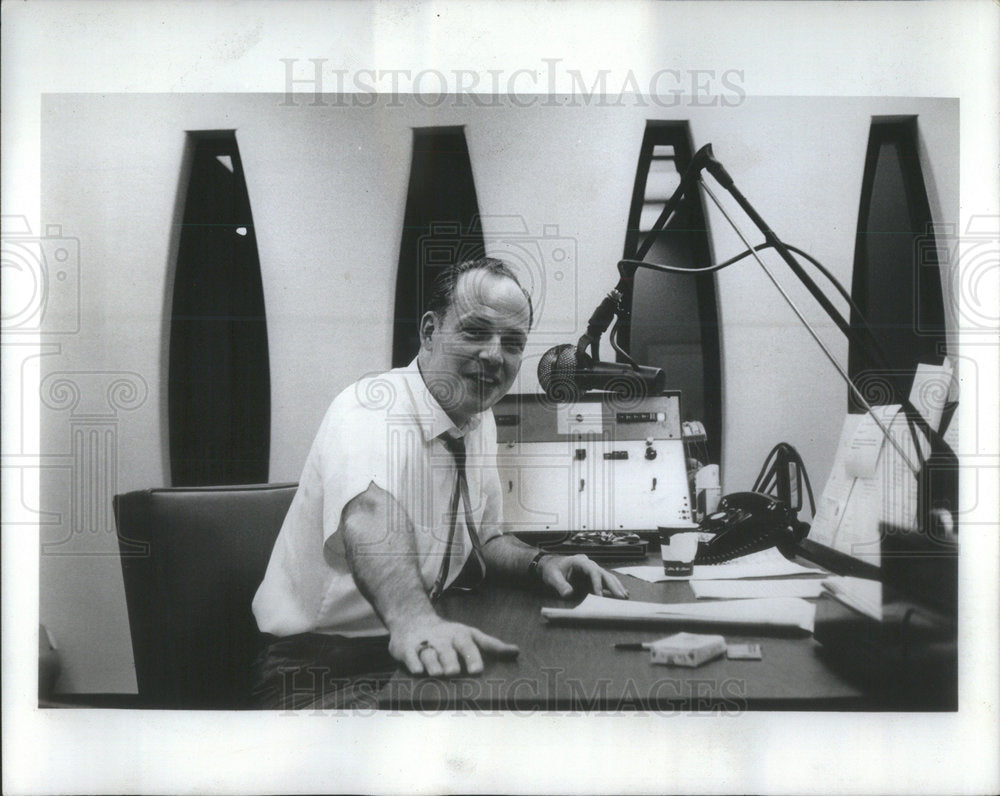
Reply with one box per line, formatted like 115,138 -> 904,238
430,434 -> 487,602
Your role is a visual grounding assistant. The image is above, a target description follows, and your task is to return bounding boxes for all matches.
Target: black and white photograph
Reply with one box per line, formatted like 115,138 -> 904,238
3,1 -> 998,793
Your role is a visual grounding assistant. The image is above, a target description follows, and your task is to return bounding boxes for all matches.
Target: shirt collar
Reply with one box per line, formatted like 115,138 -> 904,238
401,358 -> 483,442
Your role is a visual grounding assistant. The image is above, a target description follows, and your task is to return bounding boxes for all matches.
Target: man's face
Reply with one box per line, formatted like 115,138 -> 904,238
418,270 -> 531,426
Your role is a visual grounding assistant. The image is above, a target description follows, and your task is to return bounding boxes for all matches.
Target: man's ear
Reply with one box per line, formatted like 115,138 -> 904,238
418,311 -> 437,349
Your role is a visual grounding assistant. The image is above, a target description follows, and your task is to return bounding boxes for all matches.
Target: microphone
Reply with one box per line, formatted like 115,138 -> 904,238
537,343 -> 666,402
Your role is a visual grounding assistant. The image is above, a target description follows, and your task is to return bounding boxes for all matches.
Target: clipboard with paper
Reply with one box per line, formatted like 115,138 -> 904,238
807,361 -> 955,564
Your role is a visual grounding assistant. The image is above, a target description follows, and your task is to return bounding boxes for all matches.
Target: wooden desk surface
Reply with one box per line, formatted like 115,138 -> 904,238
377,559 -> 867,711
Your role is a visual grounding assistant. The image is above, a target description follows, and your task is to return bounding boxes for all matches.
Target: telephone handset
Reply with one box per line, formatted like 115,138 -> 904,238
694,491 -> 809,565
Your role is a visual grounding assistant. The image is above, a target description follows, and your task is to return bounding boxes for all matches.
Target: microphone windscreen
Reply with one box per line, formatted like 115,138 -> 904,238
537,344 -> 589,401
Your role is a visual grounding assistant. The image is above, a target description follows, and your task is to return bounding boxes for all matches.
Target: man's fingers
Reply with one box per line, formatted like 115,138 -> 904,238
603,571 -> 630,599
397,622 -> 518,679
402,647 -> 424,675
453,635 -> 485,675
436,643 -> 462,677
470,628 -> 520,659
419,645 -> 444,677
588,566 -> 604,595
547,566 -> 575,597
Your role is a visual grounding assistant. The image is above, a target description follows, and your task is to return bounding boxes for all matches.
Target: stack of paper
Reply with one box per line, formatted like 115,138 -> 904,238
614,547 -> 824,583
822,576 -> 882,621
690,579 -> 828,599
541,593 -> 816,633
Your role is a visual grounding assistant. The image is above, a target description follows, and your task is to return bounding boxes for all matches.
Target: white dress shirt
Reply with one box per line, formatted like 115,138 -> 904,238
252,359 -> 504,637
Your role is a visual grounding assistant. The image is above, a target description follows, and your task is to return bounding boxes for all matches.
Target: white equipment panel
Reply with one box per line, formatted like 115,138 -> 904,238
493,393 -> 693,534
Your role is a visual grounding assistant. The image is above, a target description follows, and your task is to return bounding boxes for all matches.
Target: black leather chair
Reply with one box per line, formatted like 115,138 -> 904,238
114,483 -> 297,709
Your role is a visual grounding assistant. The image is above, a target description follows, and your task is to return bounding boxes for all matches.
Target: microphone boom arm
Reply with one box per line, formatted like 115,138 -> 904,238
596,141 -> 956,530
596,144 -> 721,368
698,178 -> 921,474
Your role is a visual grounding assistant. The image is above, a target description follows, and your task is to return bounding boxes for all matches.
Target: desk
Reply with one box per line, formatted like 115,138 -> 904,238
377,556 -> 867,711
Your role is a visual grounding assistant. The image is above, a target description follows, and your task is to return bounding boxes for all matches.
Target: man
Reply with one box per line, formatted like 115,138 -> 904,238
252,257 -> 627,708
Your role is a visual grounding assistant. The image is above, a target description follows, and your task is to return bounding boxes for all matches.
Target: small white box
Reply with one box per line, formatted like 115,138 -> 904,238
648,632 -> 727,667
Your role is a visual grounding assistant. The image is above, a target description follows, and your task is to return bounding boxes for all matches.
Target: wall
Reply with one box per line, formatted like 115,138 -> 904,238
39,94 -> 958,693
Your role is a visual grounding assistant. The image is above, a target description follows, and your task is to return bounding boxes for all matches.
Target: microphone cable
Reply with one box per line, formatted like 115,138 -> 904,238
751,442 -> 816,519
619,241 -> 872,335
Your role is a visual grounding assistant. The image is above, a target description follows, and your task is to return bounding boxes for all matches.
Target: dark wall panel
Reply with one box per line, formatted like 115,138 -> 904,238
169,132 -> 270,486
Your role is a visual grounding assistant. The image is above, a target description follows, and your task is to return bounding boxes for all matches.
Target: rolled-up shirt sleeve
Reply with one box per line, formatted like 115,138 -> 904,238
251,389 -> 396,636
316,400 -> 392,550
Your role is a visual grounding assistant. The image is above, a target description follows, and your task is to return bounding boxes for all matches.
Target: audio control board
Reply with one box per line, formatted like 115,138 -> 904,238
492,393 -> 693,535
494,392 -> 682,443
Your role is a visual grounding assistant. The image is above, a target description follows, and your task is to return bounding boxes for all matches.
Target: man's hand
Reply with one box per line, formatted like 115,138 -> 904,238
389,617 -> 520,677
538,554 -> 630,600
341,484 -> 518,678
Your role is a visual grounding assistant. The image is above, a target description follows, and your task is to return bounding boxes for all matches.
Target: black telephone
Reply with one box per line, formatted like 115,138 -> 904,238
692,443 -> 815,565
694,491 -> 809,564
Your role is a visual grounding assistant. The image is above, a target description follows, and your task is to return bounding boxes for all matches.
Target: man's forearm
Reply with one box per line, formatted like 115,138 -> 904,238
482,533 -> 630,600
338,483 -> 522,675
481,533 -> 547,580
339,483 -> 437,631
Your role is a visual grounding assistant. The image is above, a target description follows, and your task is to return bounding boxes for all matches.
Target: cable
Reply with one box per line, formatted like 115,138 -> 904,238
608,324 -> 637,367
614,241 -> 881,397
752,442 -> 816,517
619,242 -> 871,332
616,234 -> 919,473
